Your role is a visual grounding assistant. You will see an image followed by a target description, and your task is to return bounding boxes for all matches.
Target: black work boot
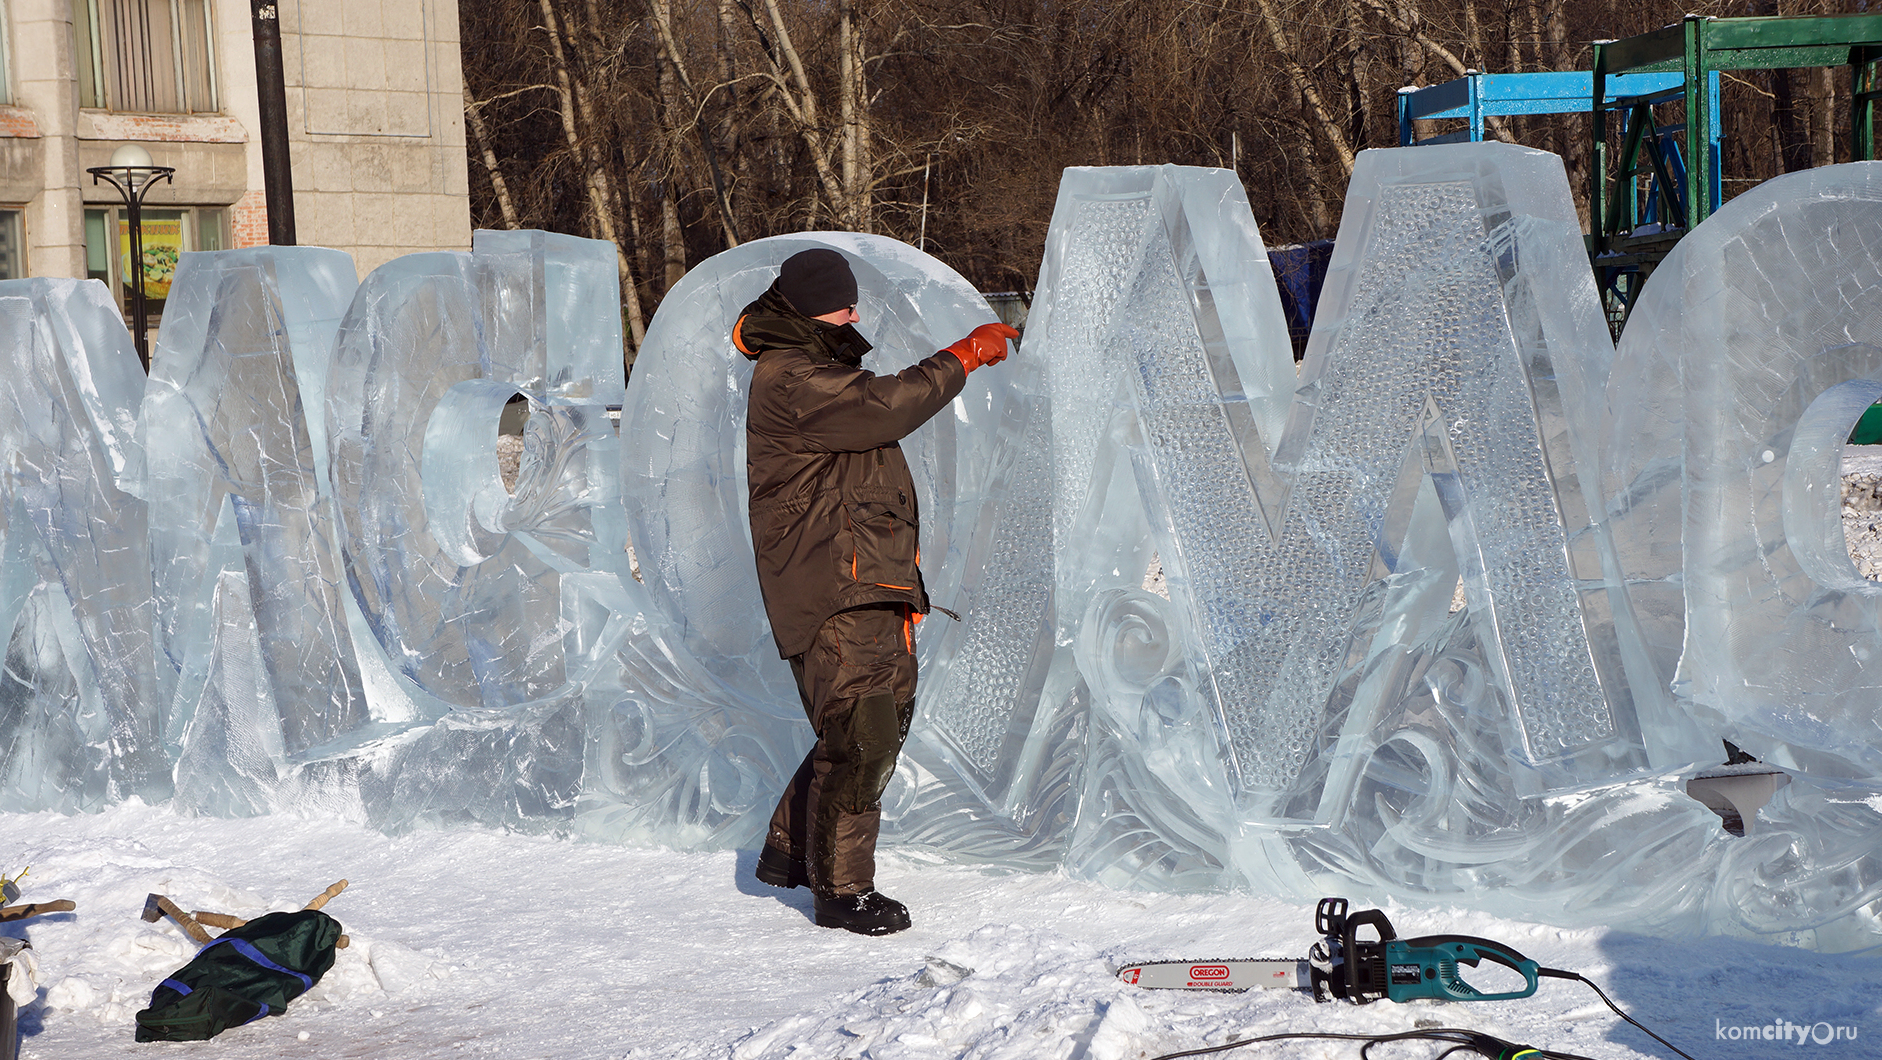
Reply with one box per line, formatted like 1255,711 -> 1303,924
813,889 -> 911,935
755,845 -> 809,889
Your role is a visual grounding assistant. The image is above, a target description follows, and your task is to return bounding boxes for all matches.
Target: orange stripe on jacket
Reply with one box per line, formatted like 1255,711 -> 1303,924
732,315 -> 753,356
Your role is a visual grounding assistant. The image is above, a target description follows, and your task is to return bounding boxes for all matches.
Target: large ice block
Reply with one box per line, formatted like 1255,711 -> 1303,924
1025,166 -> 1291,886
0,279 -> 165,810
607,233 -> 1068,858
1036,152 -> 1700,863
1277,147 -> 1710,797
129,248 -> 366,788
1608,162 -> 1882,780
326,233 -> 622,725
170,495 -> 287,816
319,232 -> 624,832
8,175 -> 1882,949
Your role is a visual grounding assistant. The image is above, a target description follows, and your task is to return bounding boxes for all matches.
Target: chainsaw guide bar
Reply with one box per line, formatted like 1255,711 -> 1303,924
1115,959 -> 1310,992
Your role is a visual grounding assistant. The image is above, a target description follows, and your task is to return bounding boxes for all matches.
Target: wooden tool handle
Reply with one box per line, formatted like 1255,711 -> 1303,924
192,911 -> 246,930
193,912 -> 347,950
156,895 -> 213,944
304,879 -> 348,911
0,899 -> 75,922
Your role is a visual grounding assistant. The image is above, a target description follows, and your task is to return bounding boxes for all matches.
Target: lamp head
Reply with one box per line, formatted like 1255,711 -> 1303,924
106,144 -> 163,191
109,144 -> 154,169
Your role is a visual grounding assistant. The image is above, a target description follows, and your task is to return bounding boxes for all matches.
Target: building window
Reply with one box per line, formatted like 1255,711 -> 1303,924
73,0 -> 217,115
0,209 -> 23,278
84,205 -> 227,323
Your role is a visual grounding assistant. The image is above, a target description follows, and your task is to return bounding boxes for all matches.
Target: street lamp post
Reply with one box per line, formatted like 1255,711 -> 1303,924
87,144 -> 175,371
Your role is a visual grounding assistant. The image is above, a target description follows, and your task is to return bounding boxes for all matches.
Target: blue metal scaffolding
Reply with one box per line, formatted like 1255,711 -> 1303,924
1397,70 -> 1724,332
1396,70 -> 1722,210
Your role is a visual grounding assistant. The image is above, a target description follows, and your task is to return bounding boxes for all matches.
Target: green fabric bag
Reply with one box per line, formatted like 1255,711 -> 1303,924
134,910 -> 342,1042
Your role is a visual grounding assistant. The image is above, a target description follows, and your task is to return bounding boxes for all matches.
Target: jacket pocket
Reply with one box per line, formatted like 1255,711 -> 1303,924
842,487 -> 919,590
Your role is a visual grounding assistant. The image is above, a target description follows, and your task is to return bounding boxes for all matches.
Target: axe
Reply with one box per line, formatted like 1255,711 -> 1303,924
182,880 -> 352,948
140,893 -> 212,944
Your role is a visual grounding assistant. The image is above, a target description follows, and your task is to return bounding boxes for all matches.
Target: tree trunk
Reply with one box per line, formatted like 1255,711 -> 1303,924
1394,0 -> 1424,89
1461,0 -> 1481,70
716,0 -> 745,234
838,0 -> 873,232
751,0 -> 855,223
1252,0 -> 1355,175
1546,0 -> 1581,193
1523,0 -> 1550,152
646,0 -> 742,247
1503,0 -> 1520,84
1773,68 -> 1809,173
464,87 -> 521,229
536,0 -> 643,349
1346,0 -> 1373,148
656,11 -> 689,291
1810,64 -> 1835,168
623,191 -> 648,351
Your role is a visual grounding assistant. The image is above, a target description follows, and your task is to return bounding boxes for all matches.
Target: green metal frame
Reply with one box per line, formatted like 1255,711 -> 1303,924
1589,13 -> 1882,333
1592,13 -> 1882,246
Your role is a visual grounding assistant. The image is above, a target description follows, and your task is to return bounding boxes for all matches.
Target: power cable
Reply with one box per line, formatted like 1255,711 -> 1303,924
1143,967 -> 1699,1060
1537,967 -> 1699,1060
1146,1027 -> 1597,1060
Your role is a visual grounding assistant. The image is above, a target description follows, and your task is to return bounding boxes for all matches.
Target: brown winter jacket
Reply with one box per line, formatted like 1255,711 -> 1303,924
735,282 -> 967,659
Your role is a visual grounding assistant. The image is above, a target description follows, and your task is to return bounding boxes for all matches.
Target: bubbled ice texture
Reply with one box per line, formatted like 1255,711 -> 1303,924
1043,193 -> 1156,560
608,233 -> 1062,851
1290,170 -> 1621,781
919,403 -> 1054,779
1108,209 -> 1303,791
1290,148 -> 1704,793
1040,153 -> 1670,831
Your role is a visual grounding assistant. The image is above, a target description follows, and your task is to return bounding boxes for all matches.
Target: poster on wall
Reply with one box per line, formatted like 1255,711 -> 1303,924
119,213 -> 183,302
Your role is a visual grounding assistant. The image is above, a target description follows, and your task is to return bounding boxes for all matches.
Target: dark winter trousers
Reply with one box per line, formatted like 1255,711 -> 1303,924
765,603 -> 917,898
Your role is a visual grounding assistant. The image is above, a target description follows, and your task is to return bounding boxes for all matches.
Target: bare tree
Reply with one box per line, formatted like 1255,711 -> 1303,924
462,0 -> 1875,344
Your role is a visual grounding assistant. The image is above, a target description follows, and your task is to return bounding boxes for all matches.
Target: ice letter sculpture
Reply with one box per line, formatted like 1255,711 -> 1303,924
1607,163 -> 1882,950
129,248 -> 365,815
598,234 -> 1069,858
1610,163 -> 1882,776
1033,153 -> 1723,925
325,230 -> 625,829
8,154 -> 1882,949
0,279 -> 164,810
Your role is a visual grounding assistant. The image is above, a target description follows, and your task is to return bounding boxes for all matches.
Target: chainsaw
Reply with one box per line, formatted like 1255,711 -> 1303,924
1116,897 -> 1541,1004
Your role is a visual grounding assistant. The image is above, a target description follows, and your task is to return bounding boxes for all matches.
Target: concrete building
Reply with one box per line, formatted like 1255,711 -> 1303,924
0,0 -> 470,333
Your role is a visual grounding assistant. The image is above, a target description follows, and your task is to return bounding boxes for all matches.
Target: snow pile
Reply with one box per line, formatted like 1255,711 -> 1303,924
4,804 -> 1878,1058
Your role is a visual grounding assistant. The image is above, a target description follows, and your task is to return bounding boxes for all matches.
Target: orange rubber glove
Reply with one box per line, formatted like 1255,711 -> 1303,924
944,322 -> 1020,373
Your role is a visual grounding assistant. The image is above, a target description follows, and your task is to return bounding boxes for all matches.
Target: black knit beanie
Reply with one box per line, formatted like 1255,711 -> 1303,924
777,249 -> 857,317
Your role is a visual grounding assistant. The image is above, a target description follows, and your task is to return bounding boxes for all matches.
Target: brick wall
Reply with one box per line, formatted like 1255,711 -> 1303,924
231,189 -> 269,248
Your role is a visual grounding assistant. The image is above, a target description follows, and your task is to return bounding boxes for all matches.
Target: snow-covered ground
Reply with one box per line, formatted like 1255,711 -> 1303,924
3,803 -> 1876,1059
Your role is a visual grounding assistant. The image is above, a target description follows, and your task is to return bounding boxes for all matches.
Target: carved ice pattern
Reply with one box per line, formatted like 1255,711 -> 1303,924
5,158 -> 1882,950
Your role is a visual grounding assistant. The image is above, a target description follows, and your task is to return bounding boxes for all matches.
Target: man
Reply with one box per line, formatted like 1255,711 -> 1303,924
734,248 -> 1016,935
